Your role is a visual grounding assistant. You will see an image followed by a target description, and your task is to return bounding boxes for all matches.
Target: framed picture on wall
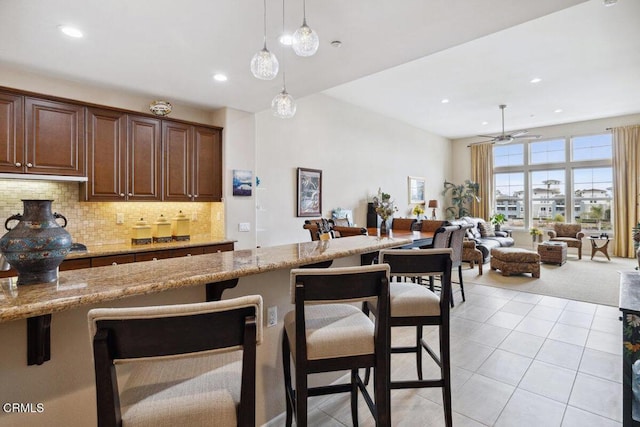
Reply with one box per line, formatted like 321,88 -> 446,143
232,169 -> 253,196
408,176 -> 426,204
297,168 -> 322,217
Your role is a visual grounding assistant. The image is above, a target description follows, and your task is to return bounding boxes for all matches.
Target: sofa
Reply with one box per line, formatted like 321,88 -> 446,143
451,216 -> 515,264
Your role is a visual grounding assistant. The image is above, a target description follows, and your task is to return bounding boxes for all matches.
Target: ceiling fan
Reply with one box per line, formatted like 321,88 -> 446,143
473,104 -> 541,145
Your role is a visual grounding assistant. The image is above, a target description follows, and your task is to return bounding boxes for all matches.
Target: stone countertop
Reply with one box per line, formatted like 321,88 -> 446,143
0,235 -> 410,322
64,236 -> 235,259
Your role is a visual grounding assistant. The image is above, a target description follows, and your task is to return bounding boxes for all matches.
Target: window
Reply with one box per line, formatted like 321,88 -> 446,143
492,133 -> 613,232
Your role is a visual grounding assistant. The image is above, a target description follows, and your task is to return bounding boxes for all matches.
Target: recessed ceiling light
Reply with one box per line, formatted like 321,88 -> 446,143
441,99 -> 449,104
213,73 -> 228,82
530,78 -> 542,84
59,25 -> 83,38
554,109 -> 563,113
279,34 -> 293,46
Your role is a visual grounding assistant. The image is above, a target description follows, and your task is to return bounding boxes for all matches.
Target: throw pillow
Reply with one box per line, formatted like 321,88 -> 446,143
478,221 -> 496,238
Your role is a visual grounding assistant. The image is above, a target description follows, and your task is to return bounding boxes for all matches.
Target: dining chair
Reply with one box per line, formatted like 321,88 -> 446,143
88,295 -> 262,427
364,248 -> 453,426
282,264 -> 391,427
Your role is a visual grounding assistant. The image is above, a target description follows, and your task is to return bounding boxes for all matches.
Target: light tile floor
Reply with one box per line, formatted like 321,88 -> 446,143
275,283 -> 623,426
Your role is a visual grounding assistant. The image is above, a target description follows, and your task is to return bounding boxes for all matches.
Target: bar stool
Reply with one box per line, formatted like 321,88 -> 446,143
364,248 -> 453,427
282,265 -> 391,427
88,295 -> 262,427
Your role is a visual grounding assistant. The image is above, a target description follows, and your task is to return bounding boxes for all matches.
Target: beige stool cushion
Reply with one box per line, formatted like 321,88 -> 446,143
284,303 -> 374,361
119,352 -> 241,427
368,282 -> 440,317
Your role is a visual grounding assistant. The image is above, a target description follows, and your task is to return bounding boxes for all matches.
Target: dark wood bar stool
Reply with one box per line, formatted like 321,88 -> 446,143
364,248 -> 453,427
282,265 -> 391,427
88,295 -> 262,427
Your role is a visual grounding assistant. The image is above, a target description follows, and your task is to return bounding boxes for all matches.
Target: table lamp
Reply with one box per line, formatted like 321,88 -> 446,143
428,200 -> 438,220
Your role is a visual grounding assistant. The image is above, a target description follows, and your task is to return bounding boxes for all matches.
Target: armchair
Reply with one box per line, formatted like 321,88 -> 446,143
548,223 -> 585,260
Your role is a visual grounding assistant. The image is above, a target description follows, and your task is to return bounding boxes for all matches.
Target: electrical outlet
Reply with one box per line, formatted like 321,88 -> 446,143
116,213 -> 124,224
267,306 -> 277,327
191,211 -> 198,221
239,222 -> 250,232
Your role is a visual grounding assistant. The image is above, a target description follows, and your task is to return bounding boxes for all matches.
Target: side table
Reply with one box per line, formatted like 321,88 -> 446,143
589,236 -> 611,261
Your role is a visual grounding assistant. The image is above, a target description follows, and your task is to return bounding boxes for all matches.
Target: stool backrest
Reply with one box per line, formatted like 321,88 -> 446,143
449,224 -> 472,268
431,225 -> 458,249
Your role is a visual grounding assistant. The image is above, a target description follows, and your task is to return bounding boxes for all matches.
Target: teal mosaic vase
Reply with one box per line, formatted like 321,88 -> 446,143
0,200 -> 72,285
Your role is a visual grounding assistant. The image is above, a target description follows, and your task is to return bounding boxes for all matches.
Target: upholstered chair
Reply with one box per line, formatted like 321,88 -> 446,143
88,296 -> 263,427
548,223 -> 585,259
391,218 -> 417,231
365,248 -> 453,427
283,265 -> 391,427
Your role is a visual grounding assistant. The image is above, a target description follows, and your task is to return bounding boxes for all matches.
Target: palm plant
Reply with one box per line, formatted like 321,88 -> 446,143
442,180 -> 480,219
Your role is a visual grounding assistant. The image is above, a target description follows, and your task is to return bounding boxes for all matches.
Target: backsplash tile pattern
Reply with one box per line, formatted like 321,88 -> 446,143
0,180 -> 225,246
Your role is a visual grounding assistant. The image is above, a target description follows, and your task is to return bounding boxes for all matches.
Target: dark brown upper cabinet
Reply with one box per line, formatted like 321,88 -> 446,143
24,97 -> 85,176
84,108 -> 161,201
163,122 -> 222,202
0,92 -> 24,173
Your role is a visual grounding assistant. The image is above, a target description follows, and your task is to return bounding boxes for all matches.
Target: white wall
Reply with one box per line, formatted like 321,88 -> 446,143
254,93 -> 452,247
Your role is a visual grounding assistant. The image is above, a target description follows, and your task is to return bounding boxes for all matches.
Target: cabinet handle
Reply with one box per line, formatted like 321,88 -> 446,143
186,254 -> 191,257
194,194 -> 199,199
188,194 -> 192,198
15,162 -> 21,167
152,257 -> 158,261
26,163 -> 33,168
128,193 -> 133,197
119,193 -> 125,197
111,262 -> 118,266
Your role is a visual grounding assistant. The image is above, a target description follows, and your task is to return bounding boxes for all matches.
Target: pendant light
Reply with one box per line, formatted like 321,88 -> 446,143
272,0 -> 296,118
251,0 -> 279,80
292,0 -> 319,57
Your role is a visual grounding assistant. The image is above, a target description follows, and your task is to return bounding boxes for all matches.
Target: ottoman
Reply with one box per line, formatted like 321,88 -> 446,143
490,247 -> 541,278
538,241 -> 567,266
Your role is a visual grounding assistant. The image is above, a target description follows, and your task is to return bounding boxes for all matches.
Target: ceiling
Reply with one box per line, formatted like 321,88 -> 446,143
0,0 -> 638,139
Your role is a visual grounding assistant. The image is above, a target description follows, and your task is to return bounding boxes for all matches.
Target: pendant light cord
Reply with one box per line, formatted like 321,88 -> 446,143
281,0 -> 287,89
262,0 -> 268,48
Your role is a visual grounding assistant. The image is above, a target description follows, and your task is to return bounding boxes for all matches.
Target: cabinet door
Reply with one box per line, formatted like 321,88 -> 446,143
193,126 -> 222,202
128,115 -> 161,200
91,254 -> 135,267
85,108 -> 126,201
0,92 -> 24,173
24,97 -> 85,176
163,121 -> 192,201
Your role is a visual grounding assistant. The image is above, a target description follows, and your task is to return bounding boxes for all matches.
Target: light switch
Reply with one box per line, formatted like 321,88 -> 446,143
238,222 -> 250,232
116,213 -> 124,224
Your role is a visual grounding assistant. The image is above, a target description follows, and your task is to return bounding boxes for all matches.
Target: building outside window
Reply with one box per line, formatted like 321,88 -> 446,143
492,133 -> 613,233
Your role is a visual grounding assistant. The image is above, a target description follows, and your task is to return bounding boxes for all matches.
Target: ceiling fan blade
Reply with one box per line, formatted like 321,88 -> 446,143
513,134 -> 541,139
476,134 -> 498,139
510,130 -> 528,137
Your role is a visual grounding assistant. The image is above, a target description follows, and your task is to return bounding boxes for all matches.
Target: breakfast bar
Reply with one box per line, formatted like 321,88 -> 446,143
0,234 -> 416,426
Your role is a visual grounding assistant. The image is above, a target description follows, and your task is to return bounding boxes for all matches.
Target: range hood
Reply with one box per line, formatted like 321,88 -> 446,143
0,173 -> 88,182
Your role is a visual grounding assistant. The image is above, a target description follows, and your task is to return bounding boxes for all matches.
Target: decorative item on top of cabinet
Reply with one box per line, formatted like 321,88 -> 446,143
171,211 -> 190,241
131,218 -> 152,245
163,121 -> 222,202
83,108 -> 161,201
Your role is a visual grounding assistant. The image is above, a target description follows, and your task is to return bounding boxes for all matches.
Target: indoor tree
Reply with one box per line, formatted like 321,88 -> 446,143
442,180 -> 480,219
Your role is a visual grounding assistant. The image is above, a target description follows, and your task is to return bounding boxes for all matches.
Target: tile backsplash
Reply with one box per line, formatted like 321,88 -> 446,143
0,180 -> 224,246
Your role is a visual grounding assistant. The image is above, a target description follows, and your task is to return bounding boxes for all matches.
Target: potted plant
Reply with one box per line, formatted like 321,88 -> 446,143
372,188 -> 398,235
441,180 -> 480,219
529,227 -> 543,243
412,204 -> 425,220
490,213 -> 507,232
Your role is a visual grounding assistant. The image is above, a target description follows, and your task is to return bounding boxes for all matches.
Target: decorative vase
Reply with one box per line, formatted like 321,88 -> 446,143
0,200 -> 72,285
380,219 -> 388,236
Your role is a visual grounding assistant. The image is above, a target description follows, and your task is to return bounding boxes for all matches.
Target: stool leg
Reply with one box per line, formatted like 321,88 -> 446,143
416,325 -> 423,380
282,333 -> 294,427
350,370 -> 359,426
440,321 -> 452,427
295,370 -> 308,427
458,265 -> 465,303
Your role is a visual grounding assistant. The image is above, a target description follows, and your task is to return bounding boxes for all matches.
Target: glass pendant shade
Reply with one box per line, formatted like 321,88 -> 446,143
292,19 -> 319,57
251,46 -> 279,80
271,89 -> 296,118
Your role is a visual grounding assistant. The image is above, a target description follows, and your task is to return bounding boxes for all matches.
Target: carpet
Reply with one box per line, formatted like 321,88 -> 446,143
461,253 -> 638,306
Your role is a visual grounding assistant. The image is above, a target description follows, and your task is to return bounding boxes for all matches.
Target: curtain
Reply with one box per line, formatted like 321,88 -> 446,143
471,143 -> 493,219
612,125 -> 640,257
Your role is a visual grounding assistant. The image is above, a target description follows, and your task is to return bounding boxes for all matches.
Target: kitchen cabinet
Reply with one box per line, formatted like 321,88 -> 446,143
163,122 -> 222,202
0,92 -> 23,173
24,97 -> 85,176
84,108 -> 161,201
91,254 -> 136,267
0,92 -> 84,177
